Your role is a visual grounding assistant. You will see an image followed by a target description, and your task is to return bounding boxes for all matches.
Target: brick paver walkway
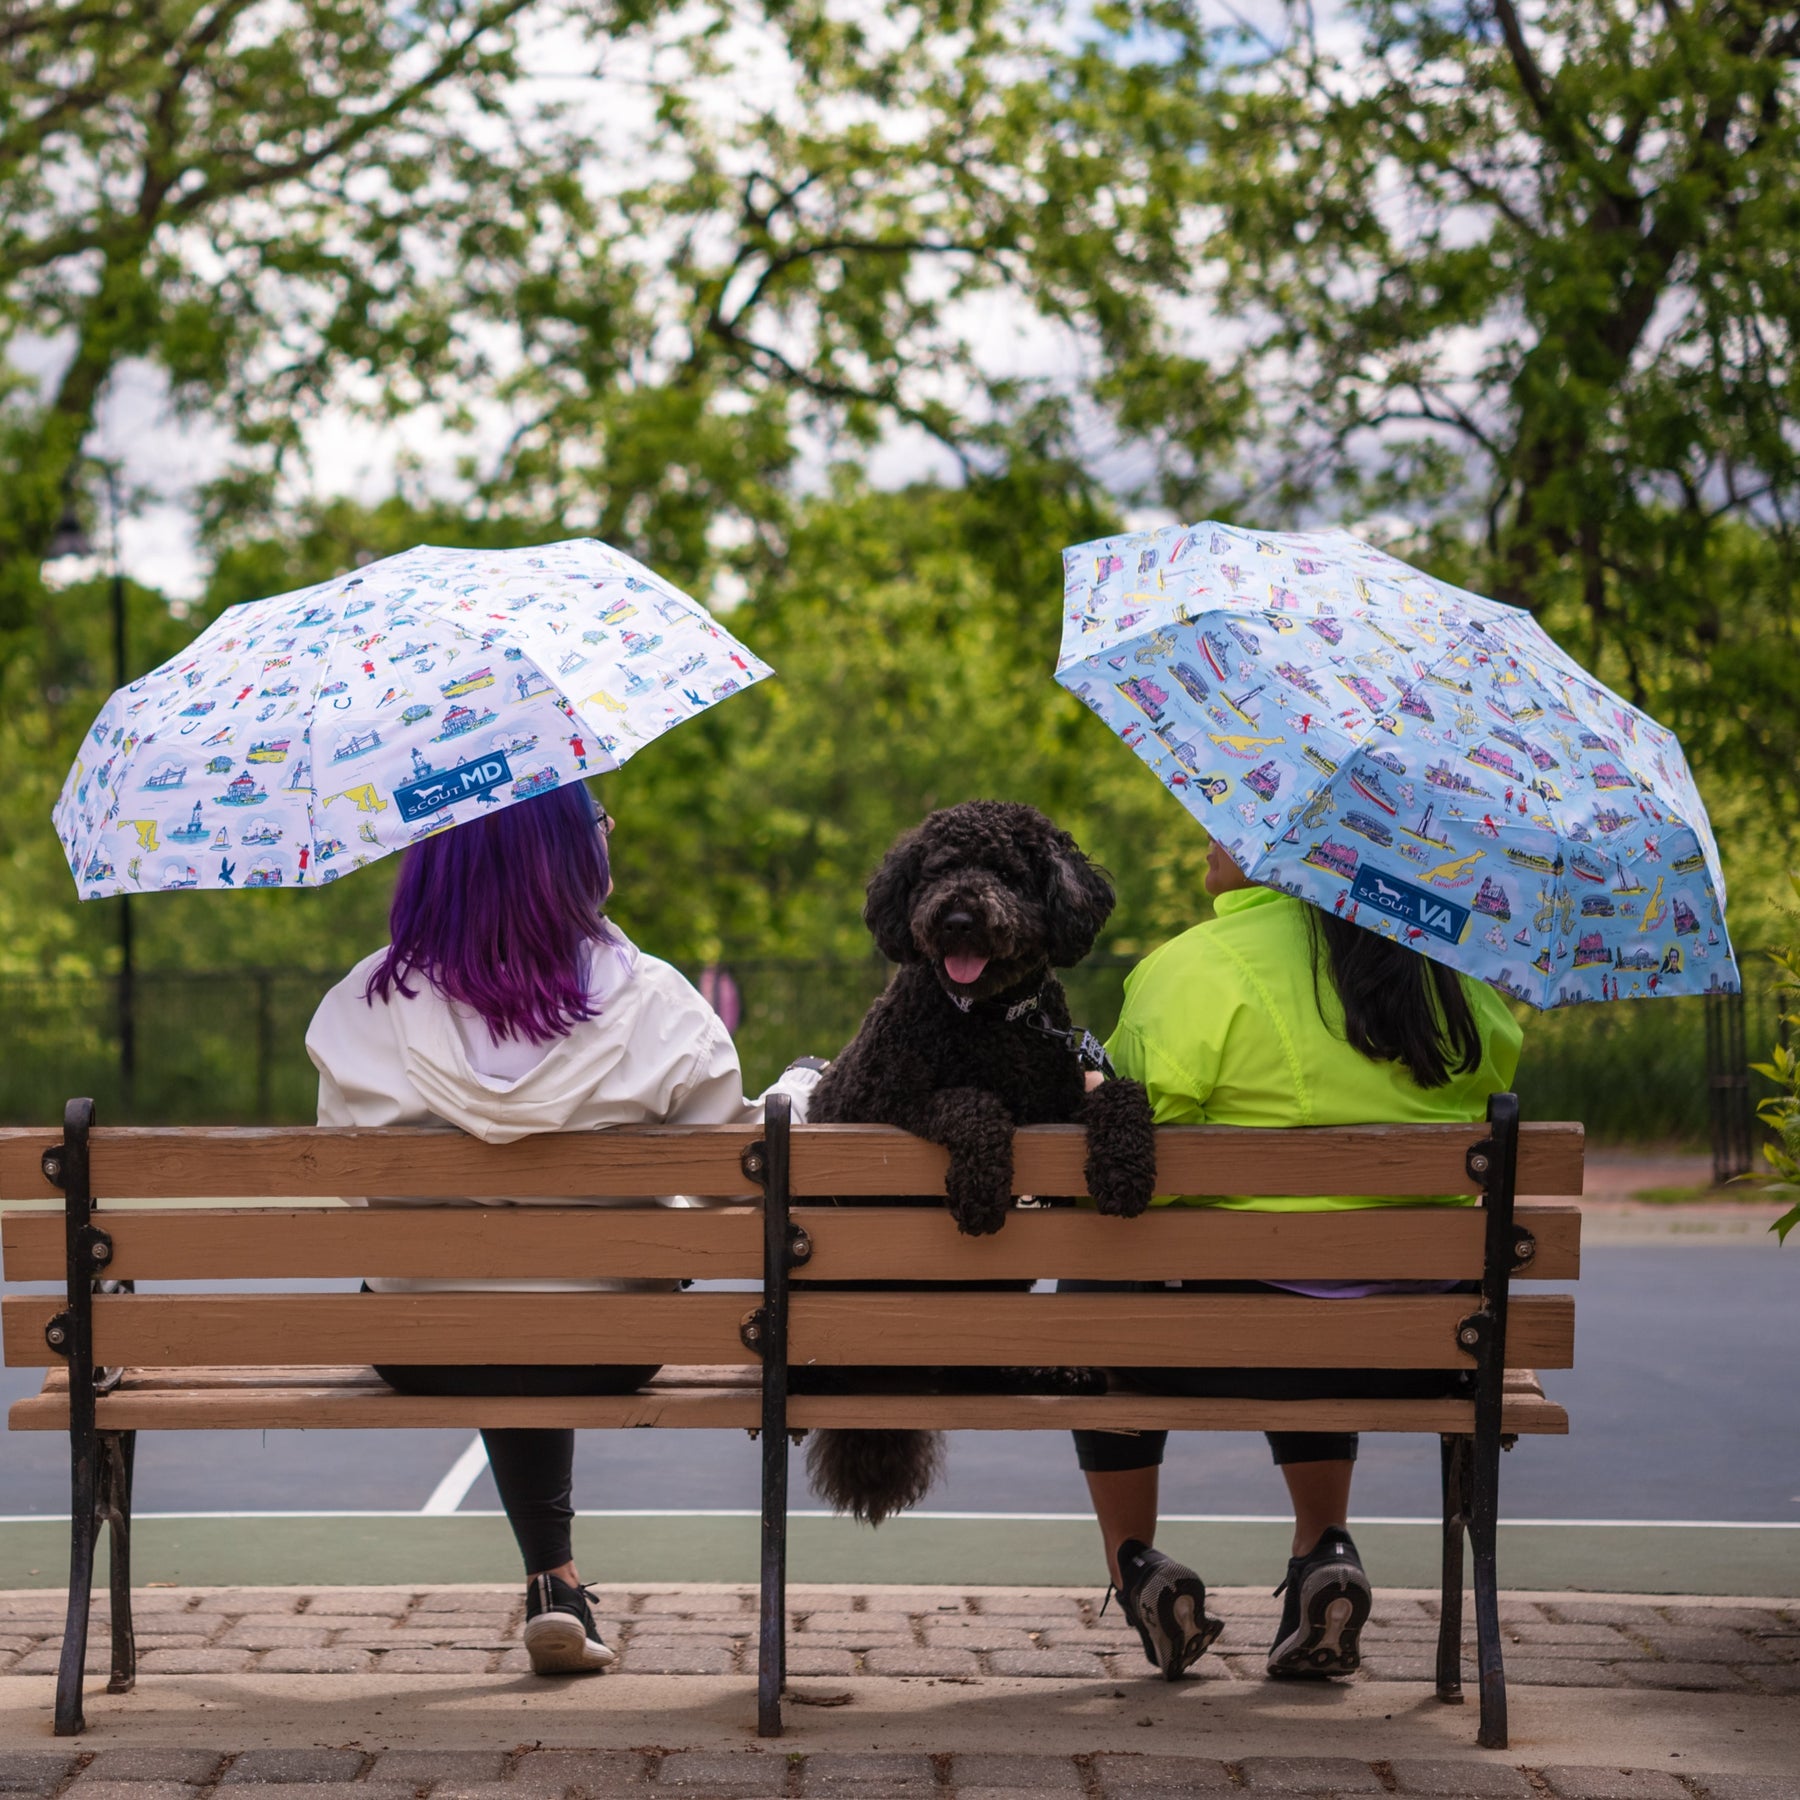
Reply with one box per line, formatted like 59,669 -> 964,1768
1,1744 -> 1796,1799
4,1588 -> 1796,1799
3,1586 -> 1793,1696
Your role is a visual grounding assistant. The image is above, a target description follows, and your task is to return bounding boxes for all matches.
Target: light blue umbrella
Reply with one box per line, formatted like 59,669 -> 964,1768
56,539 -> 771,897
1056,522 -> 1738,1007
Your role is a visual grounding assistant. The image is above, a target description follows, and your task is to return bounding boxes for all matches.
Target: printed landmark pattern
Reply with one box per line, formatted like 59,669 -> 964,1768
57,540 -> 772,897
1056,524 -> 1737,1008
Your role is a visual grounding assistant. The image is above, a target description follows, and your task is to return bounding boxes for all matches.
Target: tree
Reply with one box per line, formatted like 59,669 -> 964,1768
1169,0 -> 1800,842
0,0 -> 644,638
0,0 -> 1229,612
258,1 -> 1226,598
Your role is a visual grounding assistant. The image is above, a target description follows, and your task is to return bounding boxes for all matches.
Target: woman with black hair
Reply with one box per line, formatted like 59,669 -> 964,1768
1073,838 -> 1522,1688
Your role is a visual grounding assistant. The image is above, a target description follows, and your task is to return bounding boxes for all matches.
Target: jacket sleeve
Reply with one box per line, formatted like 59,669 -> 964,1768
664,1013 -> 765,1126
316,1064 -> 355,1129
1105,947 -> 1228,1126
1107,1019 -> 1220,1125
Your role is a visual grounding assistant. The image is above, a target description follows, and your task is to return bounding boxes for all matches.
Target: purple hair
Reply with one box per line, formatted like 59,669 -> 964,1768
366,782 -> 612,1045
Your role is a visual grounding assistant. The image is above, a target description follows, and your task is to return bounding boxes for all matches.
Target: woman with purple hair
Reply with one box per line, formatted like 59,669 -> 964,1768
306,782 -> 820,1677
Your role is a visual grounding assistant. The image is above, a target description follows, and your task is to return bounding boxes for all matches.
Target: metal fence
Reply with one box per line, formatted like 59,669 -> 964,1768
0,952 -> 1785,1157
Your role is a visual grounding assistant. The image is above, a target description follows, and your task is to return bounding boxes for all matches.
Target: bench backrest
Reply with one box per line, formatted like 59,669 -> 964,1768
0,1105 -> 1581,1380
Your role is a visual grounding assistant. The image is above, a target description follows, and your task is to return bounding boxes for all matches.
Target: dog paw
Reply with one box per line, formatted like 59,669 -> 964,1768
1082,1078 -> 1156,1218
948,1191 -> 1010,1236
1089,1164 -> 1153,1219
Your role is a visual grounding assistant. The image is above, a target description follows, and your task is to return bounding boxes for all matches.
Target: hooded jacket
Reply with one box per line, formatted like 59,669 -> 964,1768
306,927 -> 814,1292
1106,885 -> 1523,1213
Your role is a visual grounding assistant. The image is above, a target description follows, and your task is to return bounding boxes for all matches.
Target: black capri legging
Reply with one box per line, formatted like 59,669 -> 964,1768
374,1358 -> 660,1574
1060,1279 -> 1475,1472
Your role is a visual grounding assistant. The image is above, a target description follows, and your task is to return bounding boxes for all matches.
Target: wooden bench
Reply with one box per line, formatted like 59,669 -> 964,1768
1,1093 -> 1581,1749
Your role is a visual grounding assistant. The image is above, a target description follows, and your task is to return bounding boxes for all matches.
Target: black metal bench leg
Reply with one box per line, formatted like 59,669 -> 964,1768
1436,1433 -> 1469,1703
758,1410 -> 789,1737
54,1425 -> 99,1736
1470,1416 -> 1507,1747
52,1097 -> 101,1737
101,1431 -> 137,1693
1466,1091 -> 1520,1751
753,1094 -> 794,1740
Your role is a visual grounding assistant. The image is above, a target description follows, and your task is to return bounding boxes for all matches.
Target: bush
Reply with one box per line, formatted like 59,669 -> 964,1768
1749,876 -> 1800,1242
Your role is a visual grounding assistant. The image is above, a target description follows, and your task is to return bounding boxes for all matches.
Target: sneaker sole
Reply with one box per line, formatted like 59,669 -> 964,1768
1267,1563 -> 1371,1679
522,1611 -> 616,1675
1130,1572 -> 1225,1681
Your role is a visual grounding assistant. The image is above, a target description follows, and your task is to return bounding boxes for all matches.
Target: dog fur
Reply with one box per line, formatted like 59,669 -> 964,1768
803,800 -> 1157,1524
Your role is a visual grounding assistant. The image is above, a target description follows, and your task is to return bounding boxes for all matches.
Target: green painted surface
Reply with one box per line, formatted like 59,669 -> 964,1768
0,1515 -> 1793,1595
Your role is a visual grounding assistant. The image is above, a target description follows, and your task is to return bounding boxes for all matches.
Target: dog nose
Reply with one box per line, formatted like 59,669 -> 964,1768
942,909 -> 975,933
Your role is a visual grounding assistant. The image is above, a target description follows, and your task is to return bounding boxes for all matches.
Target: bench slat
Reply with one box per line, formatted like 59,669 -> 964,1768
787,1391 -> 1568,1434
786,1292 -> 1573,1369
7,1363 -> 1564,1435
2,1206 -> 763,1282
1,1201 -> 1580,1283
2,1287 -> 1572,1371
0,1126 -> 766,1202
795,1122 -> 1585,1198
8,1364 -> 761,1431
790,1204 -> 1580,1282
0,1119 -> 1585,1204
1,1292 -> 760,1369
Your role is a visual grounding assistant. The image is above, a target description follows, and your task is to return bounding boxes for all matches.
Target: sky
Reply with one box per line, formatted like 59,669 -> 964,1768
22,0 -> 1381,601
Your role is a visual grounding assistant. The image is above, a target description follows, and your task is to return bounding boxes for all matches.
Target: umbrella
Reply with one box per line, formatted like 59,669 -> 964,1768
1055,522 -> 1738,1007
56,539 -> 771,897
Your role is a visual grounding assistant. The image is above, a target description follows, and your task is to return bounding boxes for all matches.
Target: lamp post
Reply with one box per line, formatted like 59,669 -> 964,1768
45,468 -> 135,1109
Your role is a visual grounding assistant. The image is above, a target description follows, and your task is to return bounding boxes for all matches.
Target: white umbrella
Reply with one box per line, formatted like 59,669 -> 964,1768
56,539 -> 771,896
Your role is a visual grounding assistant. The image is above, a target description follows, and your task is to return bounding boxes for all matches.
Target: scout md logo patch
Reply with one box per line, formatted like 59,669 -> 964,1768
393,750 -> 513,822
1350,865 -> 1471,944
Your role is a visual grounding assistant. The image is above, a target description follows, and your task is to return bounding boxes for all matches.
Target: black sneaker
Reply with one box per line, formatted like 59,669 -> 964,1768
1113,1538 -> 1223,1681
1266,1526 -> 1371,1678
522,1572 -> 616,1675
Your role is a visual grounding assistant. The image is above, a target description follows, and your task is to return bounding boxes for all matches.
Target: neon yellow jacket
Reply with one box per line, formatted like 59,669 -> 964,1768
1105,886 -> 1523,1212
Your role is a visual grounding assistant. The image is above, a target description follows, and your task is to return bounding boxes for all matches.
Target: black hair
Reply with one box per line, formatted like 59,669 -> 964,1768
1306,906 -> 1483,1089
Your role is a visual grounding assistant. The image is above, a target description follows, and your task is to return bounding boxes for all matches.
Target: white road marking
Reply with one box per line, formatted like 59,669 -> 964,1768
420,1434 -> 490,1516
0,1510 -> 1795,1527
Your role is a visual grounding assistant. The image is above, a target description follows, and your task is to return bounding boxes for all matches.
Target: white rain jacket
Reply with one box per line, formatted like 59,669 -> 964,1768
306,927 -> 815,1293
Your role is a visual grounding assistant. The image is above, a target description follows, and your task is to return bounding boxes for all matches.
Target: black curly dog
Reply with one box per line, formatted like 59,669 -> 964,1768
804,800 -> 1157,1524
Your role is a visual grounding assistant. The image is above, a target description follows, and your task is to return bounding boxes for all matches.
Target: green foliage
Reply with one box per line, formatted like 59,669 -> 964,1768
1748,874 -> 1800,1241
594,469 -> 1214,964
3,0 -> 1798,1150
1176,0 -> 1800,844
0,0 -> 616,642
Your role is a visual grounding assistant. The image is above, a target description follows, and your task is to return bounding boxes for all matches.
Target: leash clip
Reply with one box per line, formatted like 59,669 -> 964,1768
1028,1011 -> 1116,1080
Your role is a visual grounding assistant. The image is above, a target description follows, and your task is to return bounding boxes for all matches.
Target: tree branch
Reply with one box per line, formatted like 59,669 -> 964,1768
162,0 -> 540,225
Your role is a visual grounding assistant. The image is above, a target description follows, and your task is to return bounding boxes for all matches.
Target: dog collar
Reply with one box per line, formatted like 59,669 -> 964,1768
947,988 -> 1043,1021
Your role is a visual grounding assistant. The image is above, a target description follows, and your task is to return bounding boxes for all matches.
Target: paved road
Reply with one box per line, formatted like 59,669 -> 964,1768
3,1239 -> 1794,1526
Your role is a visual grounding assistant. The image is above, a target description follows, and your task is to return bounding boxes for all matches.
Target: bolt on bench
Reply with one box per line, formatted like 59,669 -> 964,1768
1,1092 -> 1580,1749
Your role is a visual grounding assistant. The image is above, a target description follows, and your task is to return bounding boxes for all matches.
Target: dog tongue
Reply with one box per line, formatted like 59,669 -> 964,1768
945,953 -> 988,986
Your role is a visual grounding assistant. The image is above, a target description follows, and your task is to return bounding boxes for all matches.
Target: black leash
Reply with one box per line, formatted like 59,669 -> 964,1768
943,972 -> 1118,1080
1025,1011 -> 1117,1080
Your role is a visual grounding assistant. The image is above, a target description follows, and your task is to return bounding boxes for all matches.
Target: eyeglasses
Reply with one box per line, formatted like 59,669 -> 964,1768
592,802 -> 614,836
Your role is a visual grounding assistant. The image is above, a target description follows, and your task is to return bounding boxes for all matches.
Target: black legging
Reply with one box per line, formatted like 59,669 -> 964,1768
1059,1278 -> 1473,1471
373,1360 -> 660,1572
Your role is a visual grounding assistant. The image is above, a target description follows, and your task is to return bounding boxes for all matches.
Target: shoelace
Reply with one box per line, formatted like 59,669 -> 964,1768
533,1575 -> 603,1621
1273,1537 -> 1352,1598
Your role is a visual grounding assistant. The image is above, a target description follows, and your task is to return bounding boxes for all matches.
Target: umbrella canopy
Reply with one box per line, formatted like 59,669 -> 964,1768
1056,522 -> 1738,1007
57,539 -> 771,897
